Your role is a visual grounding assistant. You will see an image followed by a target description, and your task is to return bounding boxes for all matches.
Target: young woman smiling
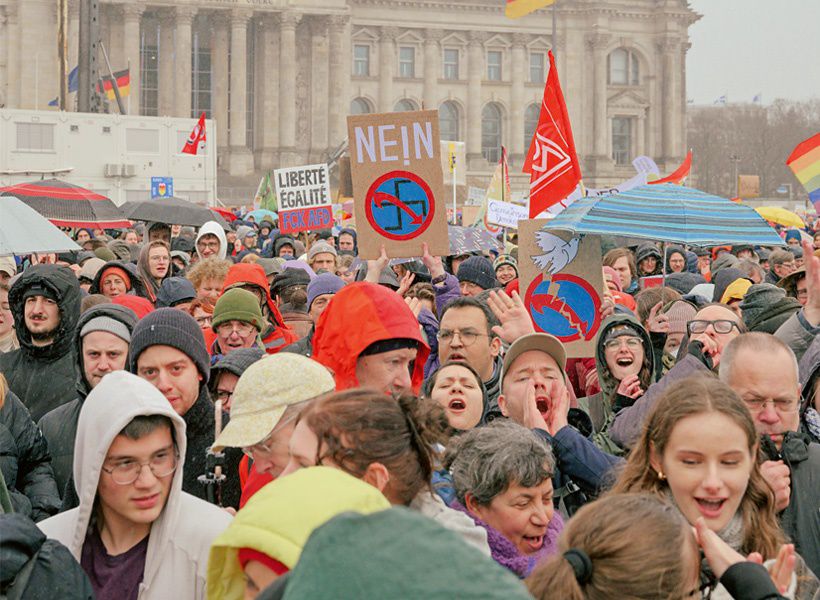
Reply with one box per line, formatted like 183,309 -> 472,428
611,376 -> 817,598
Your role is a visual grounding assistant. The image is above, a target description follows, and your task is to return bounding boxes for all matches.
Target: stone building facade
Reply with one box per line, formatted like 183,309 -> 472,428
0,0 -> 699,200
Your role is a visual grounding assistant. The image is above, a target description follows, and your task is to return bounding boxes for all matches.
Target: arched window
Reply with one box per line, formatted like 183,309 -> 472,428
608,48 -> 639,85
523,103 -> 540,154
393,99 -> 418,112
439,101 -> 460,141
481,103 -> 503,163
350,97 -> 373,115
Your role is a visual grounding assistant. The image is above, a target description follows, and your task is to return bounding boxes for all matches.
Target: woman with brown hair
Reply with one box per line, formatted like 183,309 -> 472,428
603,247 -> 638,295
136,240 -> 171,305
610,375 -> 816,598
281,389 -> 489,554
528,492 -> 795,600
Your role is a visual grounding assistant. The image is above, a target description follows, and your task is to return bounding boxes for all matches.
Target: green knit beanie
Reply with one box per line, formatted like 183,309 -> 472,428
211,288 -> 265,333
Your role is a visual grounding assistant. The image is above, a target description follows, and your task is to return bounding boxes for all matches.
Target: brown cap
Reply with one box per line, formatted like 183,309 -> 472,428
501,333 -> 567,385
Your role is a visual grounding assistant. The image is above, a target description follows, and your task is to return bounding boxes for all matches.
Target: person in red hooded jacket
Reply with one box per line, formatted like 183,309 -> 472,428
203,263 -> 297,356
312,281 -> 429,395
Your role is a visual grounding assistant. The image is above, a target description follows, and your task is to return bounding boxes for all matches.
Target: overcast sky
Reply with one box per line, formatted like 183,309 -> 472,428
686,0 -> 820,105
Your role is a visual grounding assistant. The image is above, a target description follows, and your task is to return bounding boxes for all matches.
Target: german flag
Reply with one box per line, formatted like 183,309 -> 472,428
96,68 -> 130,101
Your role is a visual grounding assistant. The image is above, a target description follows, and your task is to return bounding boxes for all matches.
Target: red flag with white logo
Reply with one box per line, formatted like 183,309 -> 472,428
182,112 -> 207,155
523,51 -> 582,218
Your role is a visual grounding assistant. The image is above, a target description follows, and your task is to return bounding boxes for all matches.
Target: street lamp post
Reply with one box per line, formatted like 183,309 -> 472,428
729,154 -> 741,198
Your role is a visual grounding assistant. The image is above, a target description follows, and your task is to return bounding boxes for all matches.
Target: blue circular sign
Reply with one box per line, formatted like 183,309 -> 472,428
365,170 -> 436,241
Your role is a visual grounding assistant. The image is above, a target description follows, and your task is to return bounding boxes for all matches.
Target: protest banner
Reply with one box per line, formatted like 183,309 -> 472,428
519,220 -> 604,357
467,186 -> 486,206
461,205 -> 482,227
738,175 -> 760,198
347,109 -> 449,258
487,199 -> 529,229
274,163 -> 333,234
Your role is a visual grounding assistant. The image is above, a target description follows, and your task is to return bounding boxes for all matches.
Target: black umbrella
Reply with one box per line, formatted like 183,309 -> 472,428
123,197 -> 229,228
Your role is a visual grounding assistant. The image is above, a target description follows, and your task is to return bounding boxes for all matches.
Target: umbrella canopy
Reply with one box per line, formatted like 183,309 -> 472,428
545,184 -> 785,247
448,225 -> 502,255
211,206 -> 237,222
755,206 -> 805,229
245,209 -> 278,223
123,196 -> 230,228
0,178 -> 131,229
0,196 -> 81,255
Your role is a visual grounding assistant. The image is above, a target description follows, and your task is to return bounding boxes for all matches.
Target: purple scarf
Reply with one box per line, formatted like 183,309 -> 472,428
450,500 -> 563,578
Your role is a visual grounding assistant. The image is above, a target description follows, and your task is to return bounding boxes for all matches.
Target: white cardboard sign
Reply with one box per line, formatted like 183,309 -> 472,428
487,199 -> 529,229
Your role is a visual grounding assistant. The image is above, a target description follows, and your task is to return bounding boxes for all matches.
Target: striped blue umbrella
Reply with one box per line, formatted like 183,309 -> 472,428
545,184 -> 785,247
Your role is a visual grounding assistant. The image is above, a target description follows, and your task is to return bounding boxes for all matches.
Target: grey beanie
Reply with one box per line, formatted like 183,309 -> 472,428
739,283 -> 801,333
80,315 -> 132,343
129,307 -> 210,384
307,273 -> 345,309
457,255 -> 497,290
711,253 -> 740,275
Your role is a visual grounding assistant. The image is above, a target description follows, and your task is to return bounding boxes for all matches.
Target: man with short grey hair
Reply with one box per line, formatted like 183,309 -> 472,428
719,332 -> 820,575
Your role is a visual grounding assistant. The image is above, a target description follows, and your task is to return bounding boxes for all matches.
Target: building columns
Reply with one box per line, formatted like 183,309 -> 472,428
422,30 -> 442,110
174,7 -> 195,118
122,5 -> 144,115
278,11 -> 301,166
225,9 -> 254,176
378,27 -> 397,112
310,16 -> 329,161
510,33 -> 527,165
158,9 -> 174,115
466,32 -> 484,164
659,38 -> 681,165
327,15 -> 350,148
257,14 -> 279,167
211,12 -> 229,153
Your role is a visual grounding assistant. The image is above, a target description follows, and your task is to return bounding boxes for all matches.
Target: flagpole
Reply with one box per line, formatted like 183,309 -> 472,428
551,2 -> 557,56
452,158 -> 457,224
127,59 -> 131,114
99,41 -> 125,115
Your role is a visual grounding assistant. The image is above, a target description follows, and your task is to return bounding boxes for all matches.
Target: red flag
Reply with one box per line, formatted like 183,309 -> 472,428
182,112 -> 207,155
523,51 -> 582,218
649,150 -> 692,185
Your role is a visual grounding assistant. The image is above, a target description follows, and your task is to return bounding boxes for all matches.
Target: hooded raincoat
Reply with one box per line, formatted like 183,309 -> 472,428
195,221 -> 228,261
577,314 -> 655,456
38,303 -> 138,497
206,467 -> 390,600
204,263 -> 296,355
38,371 -> 233,600
88,261 -> 146,299
311,282 -> 429,393
0,264 -> 81,422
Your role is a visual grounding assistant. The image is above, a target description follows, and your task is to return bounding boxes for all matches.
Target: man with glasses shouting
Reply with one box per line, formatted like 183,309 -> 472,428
719,333 -> 820,576
610,303 -> 745,449
39,370 -> 232,600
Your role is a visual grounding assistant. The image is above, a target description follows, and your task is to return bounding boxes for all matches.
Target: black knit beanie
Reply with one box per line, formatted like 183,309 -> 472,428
457,256 -> 497,290
129,307 -> 211,384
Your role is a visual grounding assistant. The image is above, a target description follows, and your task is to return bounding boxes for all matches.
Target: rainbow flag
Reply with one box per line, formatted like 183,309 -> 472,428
505,0 -> 555,18
786,133 -> 820,210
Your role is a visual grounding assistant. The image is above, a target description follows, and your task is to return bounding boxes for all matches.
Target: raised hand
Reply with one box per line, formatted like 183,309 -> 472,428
616,374 -> 644,399
801,239 -> 820,326
364,245 -> 389,284
760,460 -> 791,513
487,289 -> 535,344
646,301 -> 669,333
546,378 -> 569,436
397,271 -> 416,297
421,242 -> 445,280
404,296 -> 422,318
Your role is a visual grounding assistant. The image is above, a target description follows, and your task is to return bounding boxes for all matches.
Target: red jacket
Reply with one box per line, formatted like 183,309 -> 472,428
204,263 -> 297,355
312,282 -> 429,393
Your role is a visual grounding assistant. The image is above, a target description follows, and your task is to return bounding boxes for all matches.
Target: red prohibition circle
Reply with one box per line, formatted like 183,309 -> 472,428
364,170 -> 436,241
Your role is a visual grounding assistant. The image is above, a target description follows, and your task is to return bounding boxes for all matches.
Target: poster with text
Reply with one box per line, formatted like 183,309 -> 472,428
347,110 -> 449,258
519,220 -> 604,358
274,163 -> 333,234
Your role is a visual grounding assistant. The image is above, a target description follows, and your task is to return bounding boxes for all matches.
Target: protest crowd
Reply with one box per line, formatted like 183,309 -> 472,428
0,205 -> 819,600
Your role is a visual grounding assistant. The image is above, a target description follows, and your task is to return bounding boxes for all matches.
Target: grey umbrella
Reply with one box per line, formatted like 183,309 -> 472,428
1,196 -> 81,256
122,196 -> 230,228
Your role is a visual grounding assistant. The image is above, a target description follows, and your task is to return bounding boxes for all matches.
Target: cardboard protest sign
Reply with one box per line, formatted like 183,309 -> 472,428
347,109 -> 449,259
467,186 -> 485,206
519,220 -> 604,358
274,163 -> 333,234
487,199 -> 528,229
461,205 -> 482,227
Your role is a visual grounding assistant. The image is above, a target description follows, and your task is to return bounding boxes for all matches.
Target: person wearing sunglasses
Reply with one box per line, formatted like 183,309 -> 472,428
38,371 -> 232,600
610,304 -> 745,450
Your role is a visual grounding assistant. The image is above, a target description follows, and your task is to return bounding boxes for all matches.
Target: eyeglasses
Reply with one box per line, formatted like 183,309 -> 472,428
686,319 -> 740,335
149,255 -> 169,263
101,450 -> 178,485
742,397 -> 799,414
195,315 -> 212,326
796,288 -> 808,300
216,321 -> 256,337
603,336 -> 643,351
215,389 -> 233,403
437,329 -> 488,346
197,241 -> 220,250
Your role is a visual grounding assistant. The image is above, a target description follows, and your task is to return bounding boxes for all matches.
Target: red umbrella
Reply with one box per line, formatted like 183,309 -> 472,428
0,178 -> 131,228
211,206 -> 237,222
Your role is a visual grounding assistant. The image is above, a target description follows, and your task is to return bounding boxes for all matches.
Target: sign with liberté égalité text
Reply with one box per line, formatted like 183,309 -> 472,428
347,109 -> 449,259
274,163 -> 333,234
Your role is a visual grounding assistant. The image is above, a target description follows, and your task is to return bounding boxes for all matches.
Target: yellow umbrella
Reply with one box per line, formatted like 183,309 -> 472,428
755,206 -> 804,228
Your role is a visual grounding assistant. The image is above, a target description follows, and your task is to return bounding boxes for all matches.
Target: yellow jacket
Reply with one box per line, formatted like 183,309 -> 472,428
206,466 -> 390,600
